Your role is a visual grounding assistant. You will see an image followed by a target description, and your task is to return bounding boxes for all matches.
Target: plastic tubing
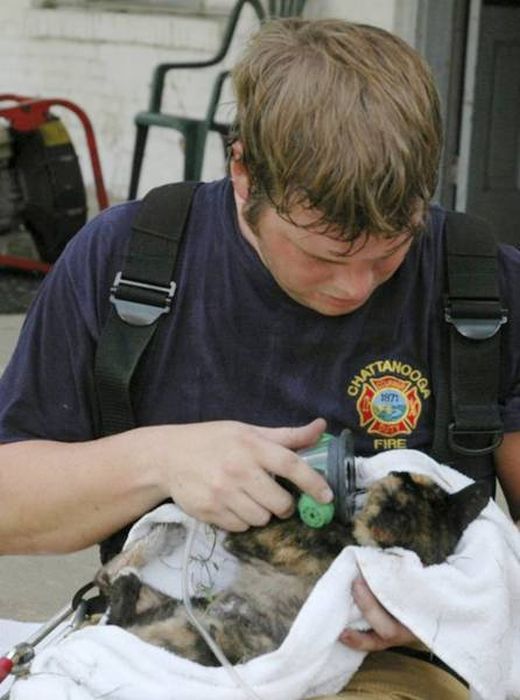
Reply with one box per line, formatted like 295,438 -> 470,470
181,518 -> 264,700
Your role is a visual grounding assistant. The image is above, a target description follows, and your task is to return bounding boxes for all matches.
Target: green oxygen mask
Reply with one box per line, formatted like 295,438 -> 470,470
296,429 -> 356,528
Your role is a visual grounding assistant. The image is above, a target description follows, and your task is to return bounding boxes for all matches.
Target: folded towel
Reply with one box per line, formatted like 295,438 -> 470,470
8,450 -> 520,700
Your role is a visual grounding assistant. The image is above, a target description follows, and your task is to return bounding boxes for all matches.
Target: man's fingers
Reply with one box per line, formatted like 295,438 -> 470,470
340,577 -> 416,651
239,468 -> 296,519
226,491 -> 276,528
253,421 -> 333,505
161,420 -> 331,531
265,448 -> 333,505
256,418 -> 327,451
339,628 -> 388,652
212,508 -> 250,532
352,578 -> 402,639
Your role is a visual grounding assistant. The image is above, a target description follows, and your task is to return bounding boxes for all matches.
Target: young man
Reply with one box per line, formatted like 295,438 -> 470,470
0,18 -> 518,699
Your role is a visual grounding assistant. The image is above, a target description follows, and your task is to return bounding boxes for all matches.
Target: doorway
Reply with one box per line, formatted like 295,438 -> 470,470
464,0 -> 520,245
424,0 -> 520,244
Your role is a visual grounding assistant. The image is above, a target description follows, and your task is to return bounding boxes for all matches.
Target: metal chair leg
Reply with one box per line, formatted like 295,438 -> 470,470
183,123 -> 210,181
128,123 -> 149,200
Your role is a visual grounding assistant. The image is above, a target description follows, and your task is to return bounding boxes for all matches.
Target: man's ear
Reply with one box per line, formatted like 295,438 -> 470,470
229,141 -> 250,202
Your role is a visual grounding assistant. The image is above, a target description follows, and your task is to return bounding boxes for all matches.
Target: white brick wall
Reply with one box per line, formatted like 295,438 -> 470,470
0,0 -> 417,211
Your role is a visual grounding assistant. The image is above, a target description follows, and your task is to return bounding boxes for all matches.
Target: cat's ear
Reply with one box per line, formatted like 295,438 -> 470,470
448,480 -> 491,532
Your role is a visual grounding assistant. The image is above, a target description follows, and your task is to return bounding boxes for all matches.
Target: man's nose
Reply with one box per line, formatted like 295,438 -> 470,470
332,266 -> 375,301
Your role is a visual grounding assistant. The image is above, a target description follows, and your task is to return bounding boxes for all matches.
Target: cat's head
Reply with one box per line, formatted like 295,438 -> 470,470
352,471 -> 490,565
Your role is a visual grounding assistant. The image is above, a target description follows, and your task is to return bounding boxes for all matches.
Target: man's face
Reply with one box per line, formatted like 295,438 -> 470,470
241,204 -> 414,316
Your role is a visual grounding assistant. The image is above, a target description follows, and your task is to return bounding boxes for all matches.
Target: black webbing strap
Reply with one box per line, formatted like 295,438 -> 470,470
433,212 -> 507,461
95,182 -> 198,437
95,182 -> 197,563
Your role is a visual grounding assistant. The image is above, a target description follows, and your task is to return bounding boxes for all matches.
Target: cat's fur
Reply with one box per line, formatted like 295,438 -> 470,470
96,471 -> 489,666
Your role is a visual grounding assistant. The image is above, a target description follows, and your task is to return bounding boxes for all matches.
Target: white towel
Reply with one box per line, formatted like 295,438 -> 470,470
7,450 -> 520,700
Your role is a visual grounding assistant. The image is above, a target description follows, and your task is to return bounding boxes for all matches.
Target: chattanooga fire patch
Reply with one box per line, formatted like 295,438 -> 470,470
347,360 -> 431,449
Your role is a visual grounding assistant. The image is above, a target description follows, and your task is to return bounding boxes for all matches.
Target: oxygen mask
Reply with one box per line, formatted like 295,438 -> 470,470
297,429 -> 366,528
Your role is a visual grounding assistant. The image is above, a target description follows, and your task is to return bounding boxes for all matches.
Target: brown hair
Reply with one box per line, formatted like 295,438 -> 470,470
231,18 -> 442,239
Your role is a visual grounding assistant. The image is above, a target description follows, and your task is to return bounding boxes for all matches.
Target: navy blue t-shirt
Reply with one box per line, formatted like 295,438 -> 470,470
1,177 -> 519,459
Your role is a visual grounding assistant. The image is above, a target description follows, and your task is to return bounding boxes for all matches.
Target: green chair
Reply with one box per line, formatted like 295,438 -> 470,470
127,0 -> 307,198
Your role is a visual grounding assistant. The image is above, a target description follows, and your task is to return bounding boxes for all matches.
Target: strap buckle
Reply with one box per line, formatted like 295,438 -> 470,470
445,299 -> 508,340
110,271 -> 176,326
448,423 -> 503,456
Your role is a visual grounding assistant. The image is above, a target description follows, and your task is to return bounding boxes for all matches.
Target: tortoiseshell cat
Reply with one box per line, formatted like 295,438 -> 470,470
96,471 -> 489,666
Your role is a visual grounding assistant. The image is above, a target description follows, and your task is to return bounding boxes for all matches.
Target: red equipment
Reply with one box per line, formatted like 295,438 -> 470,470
0,94 -> 109,273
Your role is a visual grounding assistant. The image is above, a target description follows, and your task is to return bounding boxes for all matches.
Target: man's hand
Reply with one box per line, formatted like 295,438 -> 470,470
144,417 -> 333,532
339,577 -> 417,651
0,417 -> 330,554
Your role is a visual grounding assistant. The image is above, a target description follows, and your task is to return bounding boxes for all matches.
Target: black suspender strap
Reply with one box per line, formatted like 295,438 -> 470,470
94,182 -> 198,437
438,212 -> 507,458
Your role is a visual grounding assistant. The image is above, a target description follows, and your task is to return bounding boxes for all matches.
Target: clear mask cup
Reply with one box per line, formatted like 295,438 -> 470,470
297,430 -> 366,527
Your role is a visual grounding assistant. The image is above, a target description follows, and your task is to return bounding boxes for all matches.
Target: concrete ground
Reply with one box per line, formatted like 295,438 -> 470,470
0,314 -> 98,622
